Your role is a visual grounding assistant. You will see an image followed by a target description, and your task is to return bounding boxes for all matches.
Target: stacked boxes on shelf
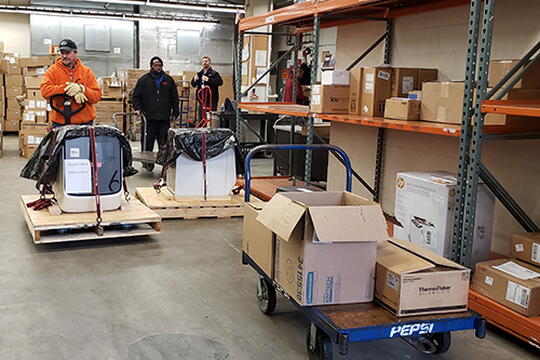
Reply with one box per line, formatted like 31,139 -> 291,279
472,233 -> 540,318
310,67 -> 437,118
18,56 -> 52,158
96,76 -> 124,130
2,53 -> 23,133
420,59 -> 540,125
117,68 -> 147,139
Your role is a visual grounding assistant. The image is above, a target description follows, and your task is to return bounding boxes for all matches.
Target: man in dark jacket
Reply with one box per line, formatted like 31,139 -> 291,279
190,56 -> 223,122
132,56 -> 179,169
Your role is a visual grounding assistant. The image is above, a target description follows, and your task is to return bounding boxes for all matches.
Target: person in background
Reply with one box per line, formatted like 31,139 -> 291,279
283,65 -> 308,105
191,56 -> 223,121
132,56 -> 179,171
41,39 -> 101,127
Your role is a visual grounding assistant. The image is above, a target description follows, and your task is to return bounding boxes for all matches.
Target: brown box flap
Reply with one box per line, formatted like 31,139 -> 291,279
377,240 -> 434,273
309,205 -> 388,243
256,193 -> 306,241
389,238 -> 465,269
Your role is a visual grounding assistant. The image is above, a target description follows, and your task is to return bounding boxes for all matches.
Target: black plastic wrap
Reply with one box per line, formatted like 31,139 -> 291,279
20,125 -> 138,189
157,128 -> 237,169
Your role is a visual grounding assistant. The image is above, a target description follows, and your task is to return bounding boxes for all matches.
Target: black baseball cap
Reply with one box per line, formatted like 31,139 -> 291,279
59,39 -> 77,52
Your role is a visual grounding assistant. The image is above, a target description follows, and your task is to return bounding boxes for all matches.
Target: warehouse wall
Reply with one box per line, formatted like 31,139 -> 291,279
328,0 -> 540,255
30,15 -> 134,78
0,13 -> 31,57
139,20 -> 234,76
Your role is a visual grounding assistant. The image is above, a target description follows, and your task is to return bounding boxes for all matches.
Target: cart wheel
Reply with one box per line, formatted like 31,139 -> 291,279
427,332 -> 451,354
142,162 -> 155,172
257,277 -> 276,315
306,326 -> 332,360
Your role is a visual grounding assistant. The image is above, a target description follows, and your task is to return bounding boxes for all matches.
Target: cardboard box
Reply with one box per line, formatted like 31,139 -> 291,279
23,66 -> 47,77
321,70 -> 350,85
420,81 -> 464,124
361,67 -> 391,117
376,238 -> 470,316
384,98 -> 420,120
5,75 -> 23,87
6,85 -> 24,97
0,58 -> 21,75
7,97 -> 22,109
4,119 -> 20,132
348,68 -> 363,115
391,68 -> 418,98
98,76 -> 122,98
19,56 -> 51,69
472,259 -> 540,317
23,99 -> 47,110
7,108 -> 22,120
256,191 -> 389,306
310,85 -> 350,114
24,76 -> 44,89
23,109 -> 48,123
510,233 -> 540,266
393,171 -> 494,267
27,89 -> 46,101
418,68 -> 438,88
488,60 -> 540,89
243,203 -> 274,277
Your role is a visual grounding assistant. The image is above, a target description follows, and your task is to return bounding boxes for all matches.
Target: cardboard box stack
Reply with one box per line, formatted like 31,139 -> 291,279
19,122 -> 48,159
393,171 -> 494,268
117,68 -> 147,139
2,52 -> 23,133
94,100 -> 124,130
98,76 -> 122,99
420,59 -> 540,125
243,191 -> 472,315
251,191 -> 389,306
18,57 -> 52,157
472,233 -> 540,317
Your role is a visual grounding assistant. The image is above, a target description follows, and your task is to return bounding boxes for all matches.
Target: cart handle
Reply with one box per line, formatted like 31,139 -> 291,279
244,144 -> 352,202
112,112 -> 148,146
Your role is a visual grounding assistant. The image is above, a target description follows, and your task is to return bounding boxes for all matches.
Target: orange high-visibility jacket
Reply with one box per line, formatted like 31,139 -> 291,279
40,57 -> 101,125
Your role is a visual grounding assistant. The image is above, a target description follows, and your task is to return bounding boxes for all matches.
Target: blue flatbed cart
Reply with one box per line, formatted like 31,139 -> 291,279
242,144 -> 487,360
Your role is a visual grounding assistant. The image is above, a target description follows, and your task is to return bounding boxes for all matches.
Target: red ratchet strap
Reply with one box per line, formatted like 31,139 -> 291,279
89,127 -> 104,236
201,129 -> 207,201
196,86 -> 213,128
26,184 -> 56,210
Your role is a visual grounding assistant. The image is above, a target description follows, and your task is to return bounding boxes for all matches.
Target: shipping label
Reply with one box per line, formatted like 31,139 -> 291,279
402,76 -> 414,94
505,281 -> 530,308
532,244 -> 540,264
387,272 -> 399,290
378,70 -> 390,81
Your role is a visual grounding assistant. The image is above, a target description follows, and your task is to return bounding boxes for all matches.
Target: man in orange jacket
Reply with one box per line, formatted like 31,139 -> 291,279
41,39 -> 101,127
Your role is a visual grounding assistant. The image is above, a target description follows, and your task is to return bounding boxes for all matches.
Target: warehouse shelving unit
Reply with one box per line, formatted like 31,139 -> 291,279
235,0 -> 540,350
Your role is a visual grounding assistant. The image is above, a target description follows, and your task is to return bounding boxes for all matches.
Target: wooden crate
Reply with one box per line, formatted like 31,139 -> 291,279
20,196 -> 161,244
135,187 -> 257,219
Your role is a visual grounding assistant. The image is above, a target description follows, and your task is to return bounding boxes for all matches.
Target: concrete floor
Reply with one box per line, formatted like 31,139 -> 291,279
0,134 -> 538,360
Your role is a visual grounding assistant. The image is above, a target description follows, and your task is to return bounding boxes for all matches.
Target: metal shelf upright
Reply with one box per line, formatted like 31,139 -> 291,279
452,0 -> 540,348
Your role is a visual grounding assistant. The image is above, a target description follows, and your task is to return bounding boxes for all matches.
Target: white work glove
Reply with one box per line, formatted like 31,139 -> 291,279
64,82 -> 85,97
73,91 -> 88,104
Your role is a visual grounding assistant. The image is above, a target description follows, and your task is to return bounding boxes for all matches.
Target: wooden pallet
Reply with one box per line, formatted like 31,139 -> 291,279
20,196 -> 161,244
135,187 -> 258,219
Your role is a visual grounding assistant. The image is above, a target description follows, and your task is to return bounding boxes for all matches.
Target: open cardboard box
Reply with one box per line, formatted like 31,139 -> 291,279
256,191 -> 388,306
375,238 -> 470,316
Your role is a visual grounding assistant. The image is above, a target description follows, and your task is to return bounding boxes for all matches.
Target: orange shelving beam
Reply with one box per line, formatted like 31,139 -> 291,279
469,290 -> 540,349
482,100 -> 540,118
